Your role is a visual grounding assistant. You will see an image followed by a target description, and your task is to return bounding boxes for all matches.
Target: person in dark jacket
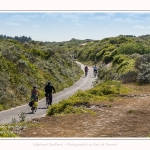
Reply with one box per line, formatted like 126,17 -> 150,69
84,65 -> 88,76
45,82 -> 56,105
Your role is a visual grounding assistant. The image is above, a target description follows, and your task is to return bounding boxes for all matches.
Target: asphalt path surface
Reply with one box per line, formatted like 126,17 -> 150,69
0,61 -> 96,125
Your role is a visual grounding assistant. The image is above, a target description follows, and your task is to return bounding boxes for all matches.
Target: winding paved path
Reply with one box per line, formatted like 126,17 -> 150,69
0,62 -> 96,125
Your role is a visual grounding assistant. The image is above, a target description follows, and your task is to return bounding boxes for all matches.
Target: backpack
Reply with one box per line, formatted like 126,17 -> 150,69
29,101 -> 34,107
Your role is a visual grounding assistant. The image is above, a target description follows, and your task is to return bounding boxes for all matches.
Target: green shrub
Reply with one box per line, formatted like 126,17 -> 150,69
117,42 -> 145,55
89,80 -> 123,95
0,125 -> 17,137
120,70 -> 138,83
103,54 -> 113,64
112,54 -> 127,66
47,81 -> 129,116
134,54 -> 150,84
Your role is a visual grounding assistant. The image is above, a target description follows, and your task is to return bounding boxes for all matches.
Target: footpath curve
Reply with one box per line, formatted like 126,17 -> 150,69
0,61 -> 96,125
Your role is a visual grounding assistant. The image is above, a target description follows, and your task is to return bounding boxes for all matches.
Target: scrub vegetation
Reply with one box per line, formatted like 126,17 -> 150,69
1,34 -> 150,137
0,37 -> 83,111
76,35 -> 150,84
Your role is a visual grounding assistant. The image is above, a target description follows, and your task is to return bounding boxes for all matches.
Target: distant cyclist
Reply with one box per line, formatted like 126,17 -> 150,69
93,65 -> 98,77
84,65 -> 89,76
45,81 -> 56,105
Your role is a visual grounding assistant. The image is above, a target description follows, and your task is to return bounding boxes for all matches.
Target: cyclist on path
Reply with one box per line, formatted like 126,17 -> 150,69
84,65 -> 89,76
45,81 -> 56,105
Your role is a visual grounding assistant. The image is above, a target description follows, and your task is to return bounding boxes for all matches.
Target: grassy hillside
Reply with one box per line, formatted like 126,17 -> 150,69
0,39 -> 83,111
1,34 -> 148,111
74,35 -> 150,84
2,34 -> 150,138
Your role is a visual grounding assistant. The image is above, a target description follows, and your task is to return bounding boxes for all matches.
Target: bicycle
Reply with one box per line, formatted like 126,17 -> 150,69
31,101 -> 38,113
29,95 -> 38,114
29,99 -> 38,114
94,70 -> 97,78
45,93 -> 52,108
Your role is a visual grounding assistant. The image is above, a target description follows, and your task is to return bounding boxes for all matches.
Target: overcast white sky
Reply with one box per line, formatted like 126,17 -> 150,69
0,11 -> 150,42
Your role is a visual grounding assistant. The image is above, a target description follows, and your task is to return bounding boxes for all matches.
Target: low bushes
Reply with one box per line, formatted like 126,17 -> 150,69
47,81 -> 129,116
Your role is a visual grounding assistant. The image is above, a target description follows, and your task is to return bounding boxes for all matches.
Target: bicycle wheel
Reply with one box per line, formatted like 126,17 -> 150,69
46,99 -> 48,108
31,107 -> 35,114
49,95 -> 52,105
